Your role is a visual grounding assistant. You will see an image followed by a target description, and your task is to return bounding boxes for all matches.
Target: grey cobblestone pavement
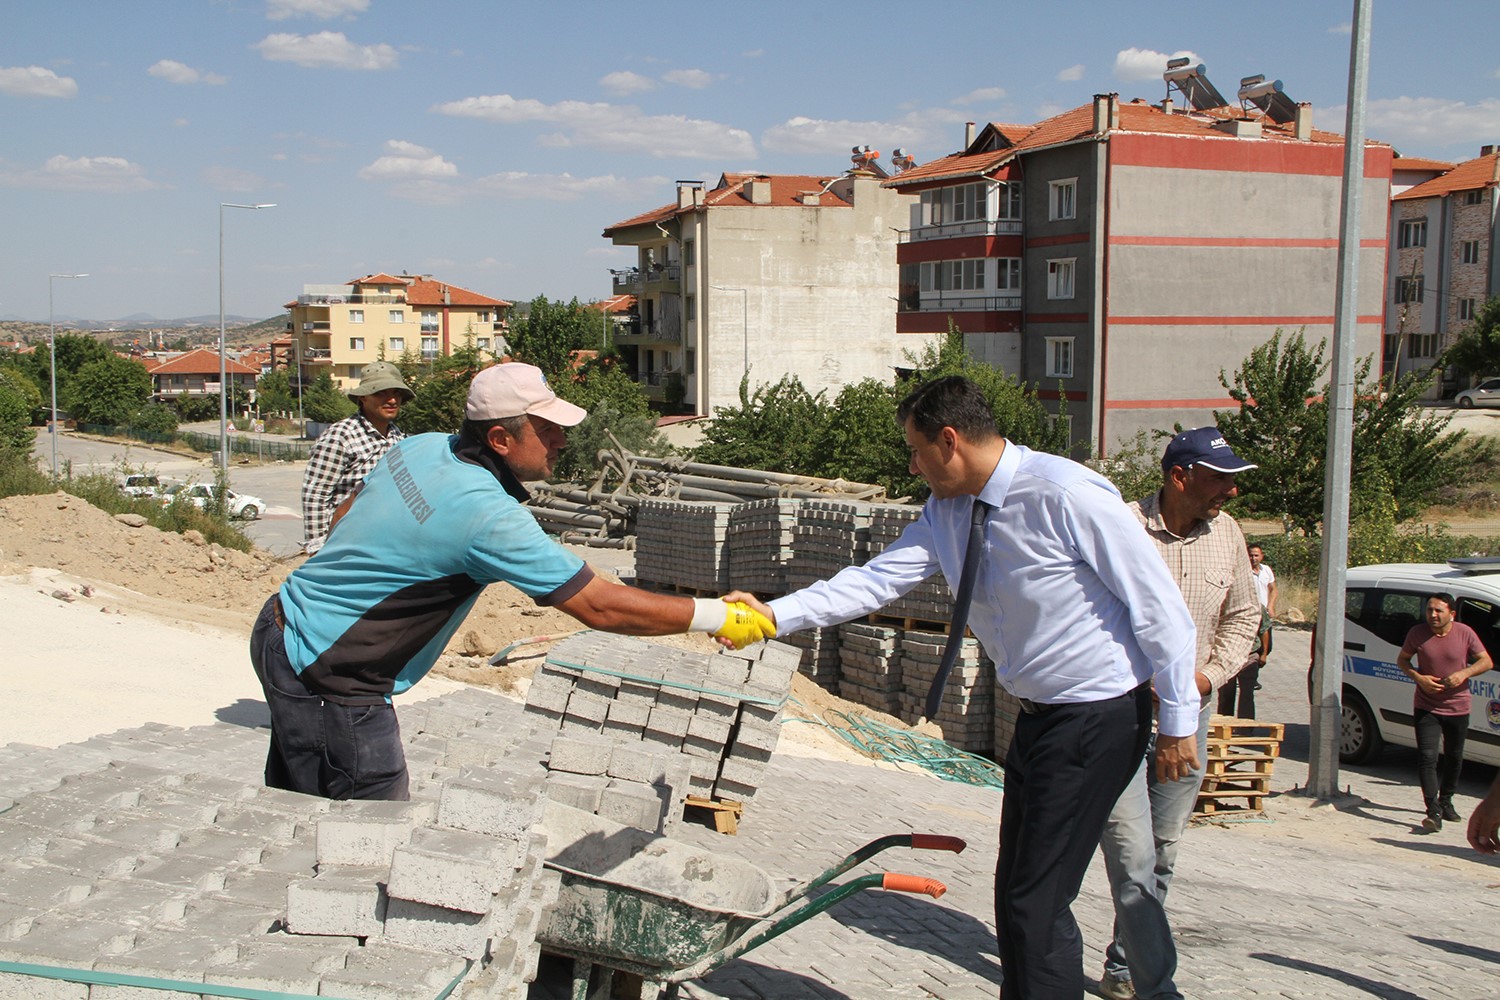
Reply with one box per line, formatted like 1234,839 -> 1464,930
638,632 -> 1500,1000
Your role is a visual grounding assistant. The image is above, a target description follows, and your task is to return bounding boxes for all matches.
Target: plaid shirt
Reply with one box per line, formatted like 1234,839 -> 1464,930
301,414 -> 404,554
1129,492 -> 1260,691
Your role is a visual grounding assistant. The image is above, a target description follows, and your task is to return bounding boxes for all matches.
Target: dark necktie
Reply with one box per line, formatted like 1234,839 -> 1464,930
924,497 -> 992,721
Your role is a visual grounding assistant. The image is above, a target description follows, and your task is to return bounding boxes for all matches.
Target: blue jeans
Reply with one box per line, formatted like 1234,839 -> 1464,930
1097,695 -> 1213,999
249,595 -> 410,800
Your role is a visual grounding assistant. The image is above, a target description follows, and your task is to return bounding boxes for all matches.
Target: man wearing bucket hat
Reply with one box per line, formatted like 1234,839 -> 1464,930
300,360 -> 415,555
252,362 -> 775,800
1095,427 -> 1261,999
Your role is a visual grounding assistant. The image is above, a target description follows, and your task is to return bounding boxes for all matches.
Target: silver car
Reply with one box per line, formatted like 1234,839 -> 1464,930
1454,377 -> 1500,407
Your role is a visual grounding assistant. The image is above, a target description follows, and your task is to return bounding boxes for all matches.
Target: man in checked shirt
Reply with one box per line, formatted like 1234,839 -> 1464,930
301,361 -> 413,555
1095,427 -> 1262,1000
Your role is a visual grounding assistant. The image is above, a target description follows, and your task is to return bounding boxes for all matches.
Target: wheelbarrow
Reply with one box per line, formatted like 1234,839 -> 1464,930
537,801 -> 966,1000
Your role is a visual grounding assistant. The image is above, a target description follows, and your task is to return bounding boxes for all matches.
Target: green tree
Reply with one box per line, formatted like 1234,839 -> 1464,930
255,369 -> 295,415
1439,295 -> 1500,378
173,393 -> 219,422
395,343 -> 484,435
130,401 -> 179,436
551,354 -> 672,481
807,378 -> 912,497
506,296 -> 599,378
62,355 -> 152,425
693,374 -> 831,474
0,381 -> 36,452
0,365 -> 44,424
302,372 -> 357,425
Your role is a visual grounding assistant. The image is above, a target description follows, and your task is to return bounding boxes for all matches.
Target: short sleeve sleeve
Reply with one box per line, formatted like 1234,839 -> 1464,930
465,503 -> 585,601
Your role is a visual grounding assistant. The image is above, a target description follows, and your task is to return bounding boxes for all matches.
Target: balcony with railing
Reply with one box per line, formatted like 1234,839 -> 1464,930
296,292 -> 406,306
899,291 -> 1024,313
898,218 -> 1024,242
611,265 -> 681,294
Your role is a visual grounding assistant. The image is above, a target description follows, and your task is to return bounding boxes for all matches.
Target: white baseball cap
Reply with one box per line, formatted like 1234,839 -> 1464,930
465,362 -> 586,427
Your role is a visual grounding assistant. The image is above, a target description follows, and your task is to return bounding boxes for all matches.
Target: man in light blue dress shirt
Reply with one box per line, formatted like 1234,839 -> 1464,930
728,376 -> 1198,999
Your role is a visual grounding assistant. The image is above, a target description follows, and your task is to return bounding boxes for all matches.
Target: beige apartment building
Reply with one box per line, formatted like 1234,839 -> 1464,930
281,272 -> 511,392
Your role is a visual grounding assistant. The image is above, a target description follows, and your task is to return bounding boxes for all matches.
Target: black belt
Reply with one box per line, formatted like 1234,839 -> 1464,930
1017,697 -> 1057,715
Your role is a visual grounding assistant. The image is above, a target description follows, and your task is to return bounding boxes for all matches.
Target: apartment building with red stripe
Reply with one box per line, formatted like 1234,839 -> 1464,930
887,80 -> 1393,455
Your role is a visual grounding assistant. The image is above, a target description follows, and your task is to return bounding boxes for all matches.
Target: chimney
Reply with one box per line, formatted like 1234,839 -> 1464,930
1093,93 -> 1119,134
798,191 -> 822,206
748,176 -> 772,205
964,121 -> 976,147
676,179 -> 704,209
1483,144 -> 1497,157
1294,103 -> 1313,141
1160,97 -> 1174,115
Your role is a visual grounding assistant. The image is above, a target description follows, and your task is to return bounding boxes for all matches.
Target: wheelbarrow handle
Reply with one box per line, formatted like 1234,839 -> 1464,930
882,873 -> 948,899
909,834 -> 967,853
778,833 -> 967,907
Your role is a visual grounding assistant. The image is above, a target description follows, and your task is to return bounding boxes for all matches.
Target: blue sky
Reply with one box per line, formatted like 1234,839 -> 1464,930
4,0 -> 1498,323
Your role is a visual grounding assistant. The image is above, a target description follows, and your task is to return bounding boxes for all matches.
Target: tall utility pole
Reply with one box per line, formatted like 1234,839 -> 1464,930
47,272 -> 88,478
219,202 -> 275,472
1308,0 -> 1373,799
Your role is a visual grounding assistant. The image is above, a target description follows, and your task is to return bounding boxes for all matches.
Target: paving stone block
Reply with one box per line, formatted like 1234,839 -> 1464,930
35,836 -> 139,879
388,835 -> 512,914
0,864 -> 93,909
177,896 -> 283,937
0,900 -> 33,941
606,744 -> 668,785
546,735 -> 613,776
597,780 -> 666,832
320,940 -> 471,1000
544,772 -> 607,813
686,713 -> 733,745
380,897 -> 491,958
66,879 -> 187,929
0,915 -> 136,966
315,800 -> 433,867
90,931 -> 239,1000
284,866 -> 387,939
604,698 -> 651,727
436,766 -> 546,839
408,826 -> 528,873
562,690 -> 609,725
203,933 -> 351,996
645,705 -> 690,738
212,868 -> 307,911
0,970 -> 86,999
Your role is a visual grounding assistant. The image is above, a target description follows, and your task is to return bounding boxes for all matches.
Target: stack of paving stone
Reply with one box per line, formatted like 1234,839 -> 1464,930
540,732 -> 691,837
0,686 -> 564,1000
836,621 -> 904,713
726,497 -> 799,596
897,631 -> 995,754
866,502 -> 954,624
785,500 -> 874,590
524,633 -> 797,806
633,498 -> 734,592
781,625 -> 841,688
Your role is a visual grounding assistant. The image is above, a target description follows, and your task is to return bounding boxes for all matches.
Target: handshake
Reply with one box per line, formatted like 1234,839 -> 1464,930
691,595 -> 777,650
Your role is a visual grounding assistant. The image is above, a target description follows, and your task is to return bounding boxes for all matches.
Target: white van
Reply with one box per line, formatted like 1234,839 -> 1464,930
1332,562 -> 1500,766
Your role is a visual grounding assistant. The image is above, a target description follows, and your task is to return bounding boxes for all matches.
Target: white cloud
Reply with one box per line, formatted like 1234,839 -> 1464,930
203,164 -> 267,192
173,117 -> 189,127
1114,47 -> 1199,82
1057,63 -> 1085,82
0,154 -> 161,192
148,59 -> 227,85
663,69 -> 713,89
742,49 -> 765,59
253,32 -> 398,70
266,0 -> 370,20
1328,96 -> 1500,150
432,93 -> 754,159
600,71 -> 655,97
357,139 -> 458,180
0,65 -> 78,98
472,171 -> 647,202
953,87 -> 1005,106
1328,22 -> 1352,35
761,111 -> 962,157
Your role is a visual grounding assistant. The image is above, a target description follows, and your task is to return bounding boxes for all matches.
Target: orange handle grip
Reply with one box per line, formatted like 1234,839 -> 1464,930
909,834 -> 967,854
882,873 -> 947,899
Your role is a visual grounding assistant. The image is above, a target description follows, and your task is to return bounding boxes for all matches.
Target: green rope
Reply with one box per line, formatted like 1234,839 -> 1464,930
785,706 -> 1004,789
0,957 -> 473,1000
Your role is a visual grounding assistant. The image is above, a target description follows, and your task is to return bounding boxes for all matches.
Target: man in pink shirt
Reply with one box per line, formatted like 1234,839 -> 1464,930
1397,592 -> 1493,832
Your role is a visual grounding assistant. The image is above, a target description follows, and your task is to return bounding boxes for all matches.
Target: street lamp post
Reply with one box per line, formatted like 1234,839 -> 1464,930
47,272 -> 88,478
219,202 -> 275,471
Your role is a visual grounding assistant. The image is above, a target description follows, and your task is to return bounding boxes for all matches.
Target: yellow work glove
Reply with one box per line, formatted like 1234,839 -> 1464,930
691,599 -> 777,649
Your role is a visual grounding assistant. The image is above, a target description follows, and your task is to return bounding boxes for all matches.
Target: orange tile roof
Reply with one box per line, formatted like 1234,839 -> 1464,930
140,357 -> 164,372
592,294 -> 637,314
147,348 -> 259,376
403,276 -> 511,308
1392,156 -> 1457,173
603,173 -> 848,234
1393,151 -> 1500,201
351,273 -> 407,286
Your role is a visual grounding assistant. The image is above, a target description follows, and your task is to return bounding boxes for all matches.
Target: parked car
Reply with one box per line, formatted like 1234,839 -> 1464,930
1454,378 -> 1500,408
161,483 -> 265,520
1318,561 -> 1500,766
120,474 -> 167,499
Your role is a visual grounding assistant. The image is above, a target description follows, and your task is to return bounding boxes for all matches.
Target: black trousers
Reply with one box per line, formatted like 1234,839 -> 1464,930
996,683 -> 1153,1000
1414,708 -> 1467,806
249,595 -> 410,801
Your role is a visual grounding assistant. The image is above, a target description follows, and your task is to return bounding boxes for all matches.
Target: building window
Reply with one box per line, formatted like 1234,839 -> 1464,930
1045,337 -> 1074,378
1462,190 -> 1484,206
389,310 -> 404,323
389,336 -> 405,353
1049,179 -> 1077,221
685,295 -> 696,321
1408,332 -> 1437,358
1398,219 -> 1427,248
1047,258 -> 1076,299
683,240 -> 695,267
921,259 -> 987,291
1459,298 -> 1477,322
349,309 -> 365,324
920,182 -> 989,226
1395,275 -> 1424,304
349,337 -> 365,351
998,182 -> 1023,221
996,258 -> 1022,291
898,263 -> 920,311
420,311 -> 439,333
477,338 -> 491,351
1462,240 -> 1481,264
420,336 -> 439,359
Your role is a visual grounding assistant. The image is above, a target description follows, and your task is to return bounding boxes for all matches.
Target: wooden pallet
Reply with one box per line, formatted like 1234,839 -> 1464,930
684,795 -> 744,835
1196,716 -> 1285,816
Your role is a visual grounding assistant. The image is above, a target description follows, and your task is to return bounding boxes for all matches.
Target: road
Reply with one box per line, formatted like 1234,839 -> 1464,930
36,430 -> 308,557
